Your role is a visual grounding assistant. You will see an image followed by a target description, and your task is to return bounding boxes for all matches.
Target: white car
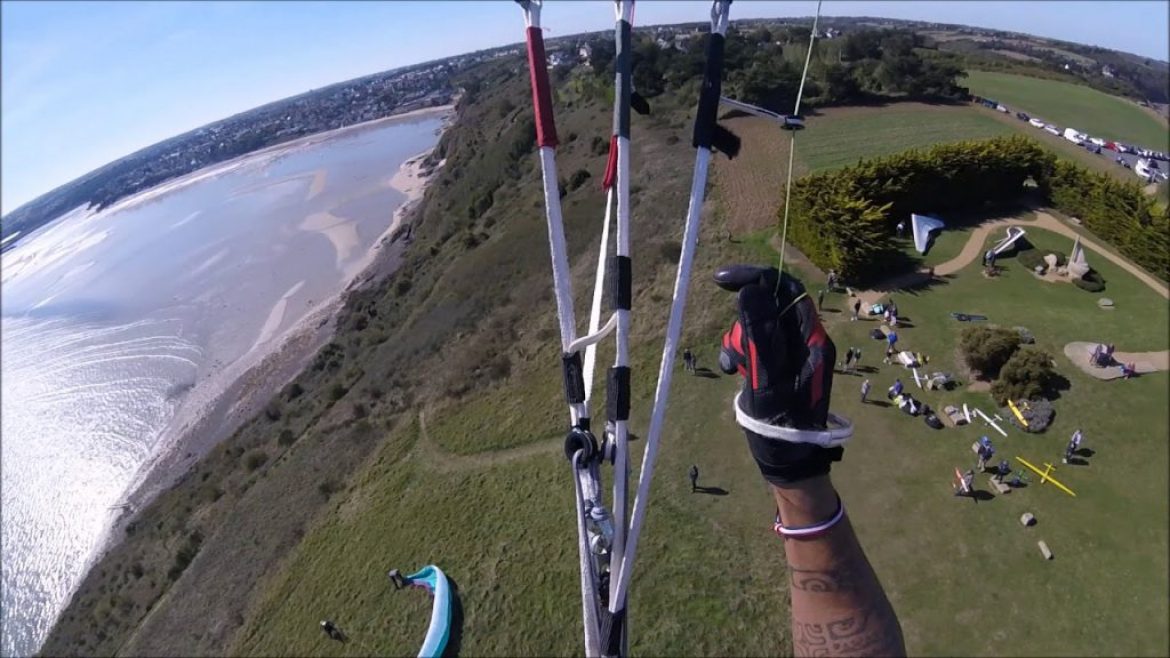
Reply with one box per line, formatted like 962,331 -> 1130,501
996,104 -> 1009,113
1089,137 -> 1106,146
1029,117 -> 1046,128
1044,124 -> 1060,136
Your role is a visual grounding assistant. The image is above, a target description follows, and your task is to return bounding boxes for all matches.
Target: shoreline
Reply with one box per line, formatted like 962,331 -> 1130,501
90,108 -> 452,571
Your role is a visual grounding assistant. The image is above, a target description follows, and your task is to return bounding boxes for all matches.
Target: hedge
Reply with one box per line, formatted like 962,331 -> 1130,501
1042,160 -> 1169,281
782,135 -> 1053,281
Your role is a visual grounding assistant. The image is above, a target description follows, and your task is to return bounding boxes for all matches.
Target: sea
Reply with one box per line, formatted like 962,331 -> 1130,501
0,113 -> 444,657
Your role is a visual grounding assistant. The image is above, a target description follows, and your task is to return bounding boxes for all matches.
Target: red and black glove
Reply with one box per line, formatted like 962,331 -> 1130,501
715,265 -> 844,485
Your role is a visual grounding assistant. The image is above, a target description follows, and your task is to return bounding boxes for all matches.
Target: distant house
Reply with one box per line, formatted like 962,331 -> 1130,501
1102,65 -> 1116,78
578,43 -> 592,63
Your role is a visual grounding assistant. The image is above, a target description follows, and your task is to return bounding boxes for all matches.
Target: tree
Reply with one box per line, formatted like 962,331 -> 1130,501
991,349 -> 1059,404
959,326 -> 1020,379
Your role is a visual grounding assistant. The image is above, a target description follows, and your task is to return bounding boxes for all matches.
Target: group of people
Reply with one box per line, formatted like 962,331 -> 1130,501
682,348 -> 700,374
842,346 -> 862,373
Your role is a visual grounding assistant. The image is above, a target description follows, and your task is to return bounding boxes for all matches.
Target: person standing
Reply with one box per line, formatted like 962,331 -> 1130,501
896,220 -> 906,238
851,347 -> 861,372
889,378 -> 904,399
843,347 -> 855,373
388,569 -> 407,590
689,464 -> 699,492
852,298 -> 861,321
817,289 -> 826,310
682,348 -> 694,374
860,378 -> 871,403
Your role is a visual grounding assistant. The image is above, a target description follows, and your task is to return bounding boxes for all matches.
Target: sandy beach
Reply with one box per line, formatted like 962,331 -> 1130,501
97,106 -> 453,560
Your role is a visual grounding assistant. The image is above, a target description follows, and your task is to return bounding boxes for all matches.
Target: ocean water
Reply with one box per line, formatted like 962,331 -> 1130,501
0,114 -> 444,657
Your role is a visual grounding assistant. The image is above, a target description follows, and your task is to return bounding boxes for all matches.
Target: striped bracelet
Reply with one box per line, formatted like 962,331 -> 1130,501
773,494 -> 845,538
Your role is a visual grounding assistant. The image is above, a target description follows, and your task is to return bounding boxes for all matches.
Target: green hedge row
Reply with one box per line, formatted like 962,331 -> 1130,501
1044,160 -> 1170,281
780,135 -> 1169,283
783,135 -> 1053,281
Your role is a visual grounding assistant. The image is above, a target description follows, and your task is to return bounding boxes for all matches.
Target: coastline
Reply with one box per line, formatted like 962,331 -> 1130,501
92,109 -> 452,567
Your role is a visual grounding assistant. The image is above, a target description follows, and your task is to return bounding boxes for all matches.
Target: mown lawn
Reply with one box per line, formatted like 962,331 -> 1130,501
965,70 -> 1169,148
231,209 -> 1168,656
799,104 -> 1014,172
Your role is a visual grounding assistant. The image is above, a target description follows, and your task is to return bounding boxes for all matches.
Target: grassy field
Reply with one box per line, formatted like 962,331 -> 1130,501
229,214 -> 1168,657
798,104 -> 1015,173
965,70 -> 1169,148
43,67 -> 1169,657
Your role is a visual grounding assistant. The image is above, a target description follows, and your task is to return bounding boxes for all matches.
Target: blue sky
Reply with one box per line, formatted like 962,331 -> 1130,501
3,1 -> 1168,215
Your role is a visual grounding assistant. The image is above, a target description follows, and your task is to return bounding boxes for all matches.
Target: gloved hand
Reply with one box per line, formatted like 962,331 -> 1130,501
715,264 -> 843,485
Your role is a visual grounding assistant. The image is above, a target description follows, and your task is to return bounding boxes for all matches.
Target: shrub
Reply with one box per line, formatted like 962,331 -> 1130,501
1073,269 -> 1106,292
591,135 -> 608,155
264,400 -> 282,422
991,348 -> 1059,404
329,384 -> 348,401
959,325 -> 1020,379
1001,397 -> 1055,433
658,240 -> 682,264
278,429 -> 296,446
243,449 -> 268,472
284,382 -> 304,400
567,168 -> 592,191
352,402 -> 368,419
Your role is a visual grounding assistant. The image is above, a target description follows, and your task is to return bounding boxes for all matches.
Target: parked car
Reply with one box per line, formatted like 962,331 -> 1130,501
1028,117 -> 1046,128
1089,137 -> 1106,146
1104,141 -> 1118,151
1116,156 -> 1131,168
996,104 -> 1010,113
1063,127 -> 1085,144
1044,124 -> 1060,135
1115,143 -> 1133,153
1015,111 -> 1029,121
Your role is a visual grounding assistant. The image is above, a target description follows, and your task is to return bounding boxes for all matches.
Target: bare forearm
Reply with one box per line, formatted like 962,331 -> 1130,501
774,477 -> 906,657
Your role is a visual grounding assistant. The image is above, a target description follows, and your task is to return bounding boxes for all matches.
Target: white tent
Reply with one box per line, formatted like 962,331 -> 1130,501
911,214 -> 945,254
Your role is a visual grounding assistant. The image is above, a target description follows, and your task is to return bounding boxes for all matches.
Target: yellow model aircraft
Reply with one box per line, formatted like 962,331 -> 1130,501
1008,399 -> 1029,428
1015,456 -> 1077,497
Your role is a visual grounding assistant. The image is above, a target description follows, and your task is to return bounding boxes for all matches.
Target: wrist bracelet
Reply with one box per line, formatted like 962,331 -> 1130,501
772,494 -> 845,538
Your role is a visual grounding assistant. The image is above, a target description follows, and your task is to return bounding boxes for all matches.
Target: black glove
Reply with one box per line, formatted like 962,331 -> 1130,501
715,264 -> 843,485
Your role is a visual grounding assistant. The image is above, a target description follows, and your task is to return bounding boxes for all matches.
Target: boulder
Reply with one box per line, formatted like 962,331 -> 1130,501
1020,513 -> 1036,527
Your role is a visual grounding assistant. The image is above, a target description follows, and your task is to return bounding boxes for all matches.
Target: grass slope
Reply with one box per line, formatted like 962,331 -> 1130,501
43,65 -> 1169,657
965,70 -> 1169,148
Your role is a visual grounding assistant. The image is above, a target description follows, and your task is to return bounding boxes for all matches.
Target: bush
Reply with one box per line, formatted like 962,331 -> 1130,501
278,429 -> 296,446
591,135 -> 608,156
1073,269 -> 1106,292
264,400 -> 282,422
959,325 -> 1020,379
991,348 -> 1059,404
567,168 -> 592,191
1001,397 -> 1055,433
284,382 -> 304,400
658,240 -> 682,264
329,384 -> 348,401
243,449 -> 268,472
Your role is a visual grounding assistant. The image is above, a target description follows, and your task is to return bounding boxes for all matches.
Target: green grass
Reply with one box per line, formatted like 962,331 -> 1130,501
229,216 -> 1167,656
47,66 -> 1169,657
965,71 -> 1168,148
800,106 -> 1013,172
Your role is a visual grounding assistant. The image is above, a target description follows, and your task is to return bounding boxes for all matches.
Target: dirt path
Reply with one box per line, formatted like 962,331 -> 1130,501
855,210 -> 1169,307
1063,341 -> 1170,380
415,411 -> 561,473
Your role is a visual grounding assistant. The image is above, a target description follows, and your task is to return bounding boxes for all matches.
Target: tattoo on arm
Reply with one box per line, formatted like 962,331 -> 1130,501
789,562 -> 865,593
793,607 -> 904,657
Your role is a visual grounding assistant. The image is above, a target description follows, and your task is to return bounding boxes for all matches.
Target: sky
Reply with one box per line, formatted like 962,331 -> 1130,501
3,0 -> 1168,215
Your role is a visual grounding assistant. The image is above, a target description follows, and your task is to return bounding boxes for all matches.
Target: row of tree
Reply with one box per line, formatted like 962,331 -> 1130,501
581,26 -> 969,113
782,135 -> 1052,281
1045,160 -> 1170,280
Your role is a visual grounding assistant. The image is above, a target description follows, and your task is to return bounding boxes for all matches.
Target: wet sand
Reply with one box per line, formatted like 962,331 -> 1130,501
98,108 -> 451,558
